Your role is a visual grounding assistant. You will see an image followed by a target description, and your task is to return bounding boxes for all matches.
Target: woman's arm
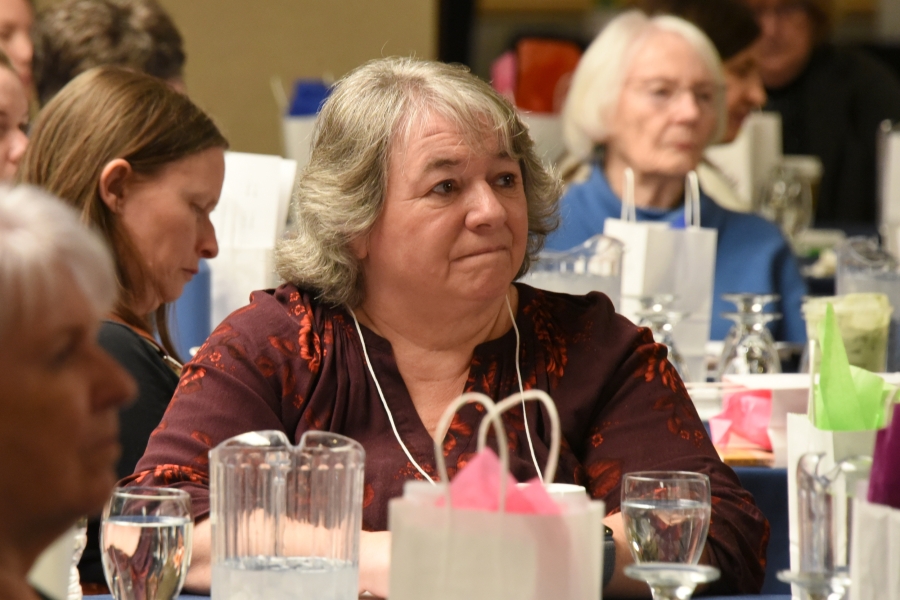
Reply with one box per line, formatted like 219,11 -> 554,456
579,326 -> 767,594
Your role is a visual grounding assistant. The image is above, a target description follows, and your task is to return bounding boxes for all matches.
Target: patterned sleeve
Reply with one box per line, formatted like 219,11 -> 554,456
581,326 -> 768,595
123,288 -> 326,520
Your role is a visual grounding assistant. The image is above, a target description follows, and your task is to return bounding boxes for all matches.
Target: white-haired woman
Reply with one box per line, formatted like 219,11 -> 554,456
0,186 -> 135,600
129,57 -> 768,597
547,10 -> 807,343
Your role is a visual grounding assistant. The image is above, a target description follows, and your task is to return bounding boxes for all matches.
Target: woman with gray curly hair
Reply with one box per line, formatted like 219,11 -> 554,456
131,56 -> 767,597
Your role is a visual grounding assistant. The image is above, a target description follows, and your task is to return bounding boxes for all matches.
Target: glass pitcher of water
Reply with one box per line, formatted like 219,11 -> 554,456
209,430 -> 365,600
522,234 -> 623,310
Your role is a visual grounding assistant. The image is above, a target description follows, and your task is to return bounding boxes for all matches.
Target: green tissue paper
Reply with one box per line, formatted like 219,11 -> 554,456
812,303 -> 896,431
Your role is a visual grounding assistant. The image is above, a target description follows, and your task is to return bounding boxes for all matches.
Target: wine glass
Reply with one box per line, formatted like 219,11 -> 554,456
636,309 -> 691,382
755,162 -> 813,242
101,487 -> 193,600
621,471 -> 719,600
717,312 -> 782,379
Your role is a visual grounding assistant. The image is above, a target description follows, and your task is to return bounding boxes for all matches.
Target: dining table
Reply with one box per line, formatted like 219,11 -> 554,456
89,595 -> 792,599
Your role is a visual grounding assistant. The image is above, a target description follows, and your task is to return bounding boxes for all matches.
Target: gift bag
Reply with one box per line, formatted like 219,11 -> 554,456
389,390 -> 605,600
604,169 -> 717,381
849,496 -> 900,600
786,305 -> 898,575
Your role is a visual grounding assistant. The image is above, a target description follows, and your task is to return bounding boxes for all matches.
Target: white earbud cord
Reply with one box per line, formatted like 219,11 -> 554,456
506,295 -> 544,482
347,293 -> 543,484
349,306 -> 436,484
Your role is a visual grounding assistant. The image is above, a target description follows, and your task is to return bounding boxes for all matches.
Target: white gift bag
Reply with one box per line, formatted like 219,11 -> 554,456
785,350 -> 880,579
850,496 -> 900,600
388,391 -> 605,600
604,170 -> 717,381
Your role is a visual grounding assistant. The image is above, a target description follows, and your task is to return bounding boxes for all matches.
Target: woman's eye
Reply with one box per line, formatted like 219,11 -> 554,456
432,181 -> 454,195
496,174 -> 517,187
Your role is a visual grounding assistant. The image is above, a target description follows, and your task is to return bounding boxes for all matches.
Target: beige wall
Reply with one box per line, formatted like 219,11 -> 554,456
37,0 -> 438,154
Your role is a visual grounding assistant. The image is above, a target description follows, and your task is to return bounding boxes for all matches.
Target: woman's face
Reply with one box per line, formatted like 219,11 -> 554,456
744,0 -> 815,89
606,31 -> 720,181
0,273 -> 135,543
723,44 -> 767,143
0,0 -> 33,90
354,113 -> 529,308
0,66 -> 28,181
116,147 -> 225,313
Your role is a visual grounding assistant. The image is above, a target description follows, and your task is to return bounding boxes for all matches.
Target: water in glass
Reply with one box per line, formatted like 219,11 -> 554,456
101,487 -> 192,600
212,556 -> 357,600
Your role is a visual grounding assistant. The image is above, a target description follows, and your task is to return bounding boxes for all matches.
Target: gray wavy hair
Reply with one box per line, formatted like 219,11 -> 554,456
0,185 -> 116,340
275,56 -> 562,308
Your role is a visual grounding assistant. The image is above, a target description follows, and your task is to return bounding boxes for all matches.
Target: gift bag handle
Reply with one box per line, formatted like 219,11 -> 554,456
620,167 -> 636,222
433,392 -> 511,511
684,170 -> 701,229
475,389 -> 562,485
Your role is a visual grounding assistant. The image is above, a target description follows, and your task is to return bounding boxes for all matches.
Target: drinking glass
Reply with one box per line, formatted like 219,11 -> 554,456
635,309 -> 691,382
718,312 -> 782,379
621,471 -> 718,600
101,487 -> 193,600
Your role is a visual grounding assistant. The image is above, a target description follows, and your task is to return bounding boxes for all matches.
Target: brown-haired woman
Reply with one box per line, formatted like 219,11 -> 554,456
17,65 -> 228,589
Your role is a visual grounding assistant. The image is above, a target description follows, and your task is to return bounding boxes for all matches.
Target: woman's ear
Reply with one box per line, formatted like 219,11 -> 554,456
98,158 -> 133,214
349,233 -> 369,260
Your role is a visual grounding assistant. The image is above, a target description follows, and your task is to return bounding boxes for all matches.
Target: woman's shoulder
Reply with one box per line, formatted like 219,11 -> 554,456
219,283 -> 346,330
98,321 -> 176,378
515,283 -> 644,354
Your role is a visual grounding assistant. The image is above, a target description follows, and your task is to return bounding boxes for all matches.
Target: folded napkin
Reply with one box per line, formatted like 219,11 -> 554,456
709,388 -> 772,451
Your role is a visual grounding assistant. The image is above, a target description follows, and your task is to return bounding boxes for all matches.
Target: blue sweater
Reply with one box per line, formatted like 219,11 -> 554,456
545,165 -> 808,342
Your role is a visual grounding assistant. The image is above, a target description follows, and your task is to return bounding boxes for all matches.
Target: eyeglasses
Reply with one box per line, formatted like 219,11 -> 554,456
624,78 -> 723,113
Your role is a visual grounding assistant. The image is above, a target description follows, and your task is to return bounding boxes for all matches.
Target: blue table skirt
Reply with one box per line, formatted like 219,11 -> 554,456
734,467 -> 790,595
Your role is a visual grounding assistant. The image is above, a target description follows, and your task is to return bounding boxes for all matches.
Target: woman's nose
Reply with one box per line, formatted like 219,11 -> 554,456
9,130 -> 27,166
198,218 -> 219,259
748,73 -> 768,108
466,182 -> 507,228
672,90 -> 702,121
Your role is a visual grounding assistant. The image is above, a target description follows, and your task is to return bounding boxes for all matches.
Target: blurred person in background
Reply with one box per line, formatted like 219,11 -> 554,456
0,0 -> 33,92
32,0 -> 185,106
0,49 -> 28,181
630,0 -> 766,212
0,185 -> 135,600
548,10 -> 807,342
742,0 -> 900,228
18,66 -> 227,590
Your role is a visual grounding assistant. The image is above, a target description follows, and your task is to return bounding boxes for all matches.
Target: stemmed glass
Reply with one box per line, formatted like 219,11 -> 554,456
636,309 -> 691,382
755,162 -> 814,242
718,312 -> 782,378
101,487 -> 193,600
621,471 -> 719,599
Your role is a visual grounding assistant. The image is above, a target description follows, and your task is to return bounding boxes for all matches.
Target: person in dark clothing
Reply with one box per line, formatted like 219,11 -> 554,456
743,0 -> 900,228
17,66 -> 228,588
0,186 -> 135,600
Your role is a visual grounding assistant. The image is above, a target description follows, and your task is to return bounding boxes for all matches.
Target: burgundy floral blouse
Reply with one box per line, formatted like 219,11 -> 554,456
129,282 -> 768,594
